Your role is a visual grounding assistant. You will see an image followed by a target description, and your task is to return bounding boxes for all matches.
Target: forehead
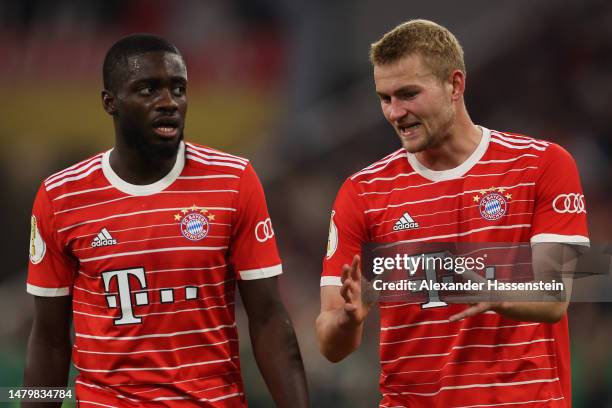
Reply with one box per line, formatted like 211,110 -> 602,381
373,53 -> 437,92
123,51 -> 187,82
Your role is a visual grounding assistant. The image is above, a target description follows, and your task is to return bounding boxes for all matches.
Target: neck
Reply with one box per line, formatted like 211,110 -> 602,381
414,113 -> 482,171
110,136 -> 180,186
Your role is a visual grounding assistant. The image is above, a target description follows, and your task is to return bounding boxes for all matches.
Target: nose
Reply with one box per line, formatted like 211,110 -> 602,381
387,98 -> 407,122
156,88 -> 179,112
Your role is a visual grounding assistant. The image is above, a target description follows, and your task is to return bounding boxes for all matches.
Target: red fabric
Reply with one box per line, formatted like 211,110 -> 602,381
322,129 -> 588,407
27,142 -> 281,406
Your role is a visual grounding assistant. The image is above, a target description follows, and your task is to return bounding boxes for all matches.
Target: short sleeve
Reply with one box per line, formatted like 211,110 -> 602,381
530,143 -> 589,245
27,183 -> 77,296
321,179 -> 368,286
229,163 -> 282,280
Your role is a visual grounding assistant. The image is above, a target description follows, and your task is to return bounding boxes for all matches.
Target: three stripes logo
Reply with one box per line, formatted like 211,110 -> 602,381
91,228 -> 117,247
393,212 -> 419,231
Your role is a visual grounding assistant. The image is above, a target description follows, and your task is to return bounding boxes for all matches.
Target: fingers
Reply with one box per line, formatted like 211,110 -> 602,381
341,263 -> 351,284
340,279 -> 352,304
448,302 -> 491,322
350,255 -> 361,282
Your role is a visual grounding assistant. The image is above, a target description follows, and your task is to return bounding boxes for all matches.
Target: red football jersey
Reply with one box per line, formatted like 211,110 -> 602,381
322,128 -> 589,407
27,141 -> 282,407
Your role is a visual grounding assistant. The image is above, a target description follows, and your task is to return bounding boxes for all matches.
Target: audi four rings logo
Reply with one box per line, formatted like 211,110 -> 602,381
552,193 -> 586,214
255,218 -> 275,242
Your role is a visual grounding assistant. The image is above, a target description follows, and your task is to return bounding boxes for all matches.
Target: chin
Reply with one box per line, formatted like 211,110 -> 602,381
155,136 -> 182,158
401,138 -> 429,154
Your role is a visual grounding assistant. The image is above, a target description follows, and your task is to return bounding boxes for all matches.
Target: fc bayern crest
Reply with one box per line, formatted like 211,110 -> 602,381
474,187 -> 512,221
174,205 -> 215,241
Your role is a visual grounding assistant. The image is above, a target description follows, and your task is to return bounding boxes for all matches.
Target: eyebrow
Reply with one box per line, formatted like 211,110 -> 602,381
131,76 -> 187,85
377,85 -> 420,97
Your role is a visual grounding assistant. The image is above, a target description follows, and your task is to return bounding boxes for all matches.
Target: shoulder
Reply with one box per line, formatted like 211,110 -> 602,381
42,151 -> 106,198
488,129 -> 552,155
184,141 -> 251,176
347,148 -> 408,185
488,129 -> 575,163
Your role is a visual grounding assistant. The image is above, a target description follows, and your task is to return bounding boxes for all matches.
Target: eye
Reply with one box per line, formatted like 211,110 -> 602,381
378,94 -> 391,104
138,87 -> 154,96
172,86 -> 186,96
400,91 -> 418,100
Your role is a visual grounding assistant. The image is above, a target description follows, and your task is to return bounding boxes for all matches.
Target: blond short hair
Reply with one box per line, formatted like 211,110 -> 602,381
370,19 -> 465,81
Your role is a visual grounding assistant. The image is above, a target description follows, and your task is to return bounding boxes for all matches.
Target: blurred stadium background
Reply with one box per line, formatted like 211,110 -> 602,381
1,0 -> 611,406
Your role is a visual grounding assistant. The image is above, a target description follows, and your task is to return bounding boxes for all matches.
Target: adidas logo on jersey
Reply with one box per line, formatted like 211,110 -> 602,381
91,228 -> 117,247
393,212 -> 419,231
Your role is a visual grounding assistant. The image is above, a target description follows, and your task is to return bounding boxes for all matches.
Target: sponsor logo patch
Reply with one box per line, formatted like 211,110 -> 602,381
553,193 -> 585,214
29,215 -> 46,264
255,218 -> 275,243
326,211 -> 338,259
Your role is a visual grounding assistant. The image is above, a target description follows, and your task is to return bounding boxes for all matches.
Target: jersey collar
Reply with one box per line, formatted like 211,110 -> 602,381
406,126 -> 490,182
102,141 -> 185,196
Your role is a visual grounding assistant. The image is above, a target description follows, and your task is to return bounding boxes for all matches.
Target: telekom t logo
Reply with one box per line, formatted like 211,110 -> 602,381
102,268 -> 148,325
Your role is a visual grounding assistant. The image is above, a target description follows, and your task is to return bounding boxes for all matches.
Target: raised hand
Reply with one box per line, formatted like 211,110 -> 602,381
339,255 -> 371,326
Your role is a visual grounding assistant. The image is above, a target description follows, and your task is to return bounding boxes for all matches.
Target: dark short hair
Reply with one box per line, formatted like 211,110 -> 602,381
103,33 -> 183,91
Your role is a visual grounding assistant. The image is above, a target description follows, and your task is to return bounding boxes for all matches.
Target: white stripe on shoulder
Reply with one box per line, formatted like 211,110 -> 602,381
46,163 -> 102,191
45,157 -> 103,186
358,171 -> 418,185
492,131 -> 549,146
186,146 -> 248,166
186,151 -> 246,170
476,153 -> 539,165
45,154 -> 104,184
358,148 -> 406,172
53,185 -> 114,201
186,143 -> 249,164
490,137 -> 546,152
351,150 -> 408,180
55,195 -> 133,215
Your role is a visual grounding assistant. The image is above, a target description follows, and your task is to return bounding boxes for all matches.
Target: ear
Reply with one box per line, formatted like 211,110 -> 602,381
449,69 -> 466,101
101,90 -> 117,115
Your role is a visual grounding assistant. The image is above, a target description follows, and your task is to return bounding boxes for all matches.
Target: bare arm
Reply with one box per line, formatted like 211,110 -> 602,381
450,243 -> 579,323
238,277 -> 309,407
316,255 -> 372,362
22,295 -> 72,408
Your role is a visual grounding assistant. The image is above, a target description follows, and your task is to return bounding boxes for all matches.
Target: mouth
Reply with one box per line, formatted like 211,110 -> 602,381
153,126 -> 179,138
152,118 -> 181,139
398,122 -> 421,136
